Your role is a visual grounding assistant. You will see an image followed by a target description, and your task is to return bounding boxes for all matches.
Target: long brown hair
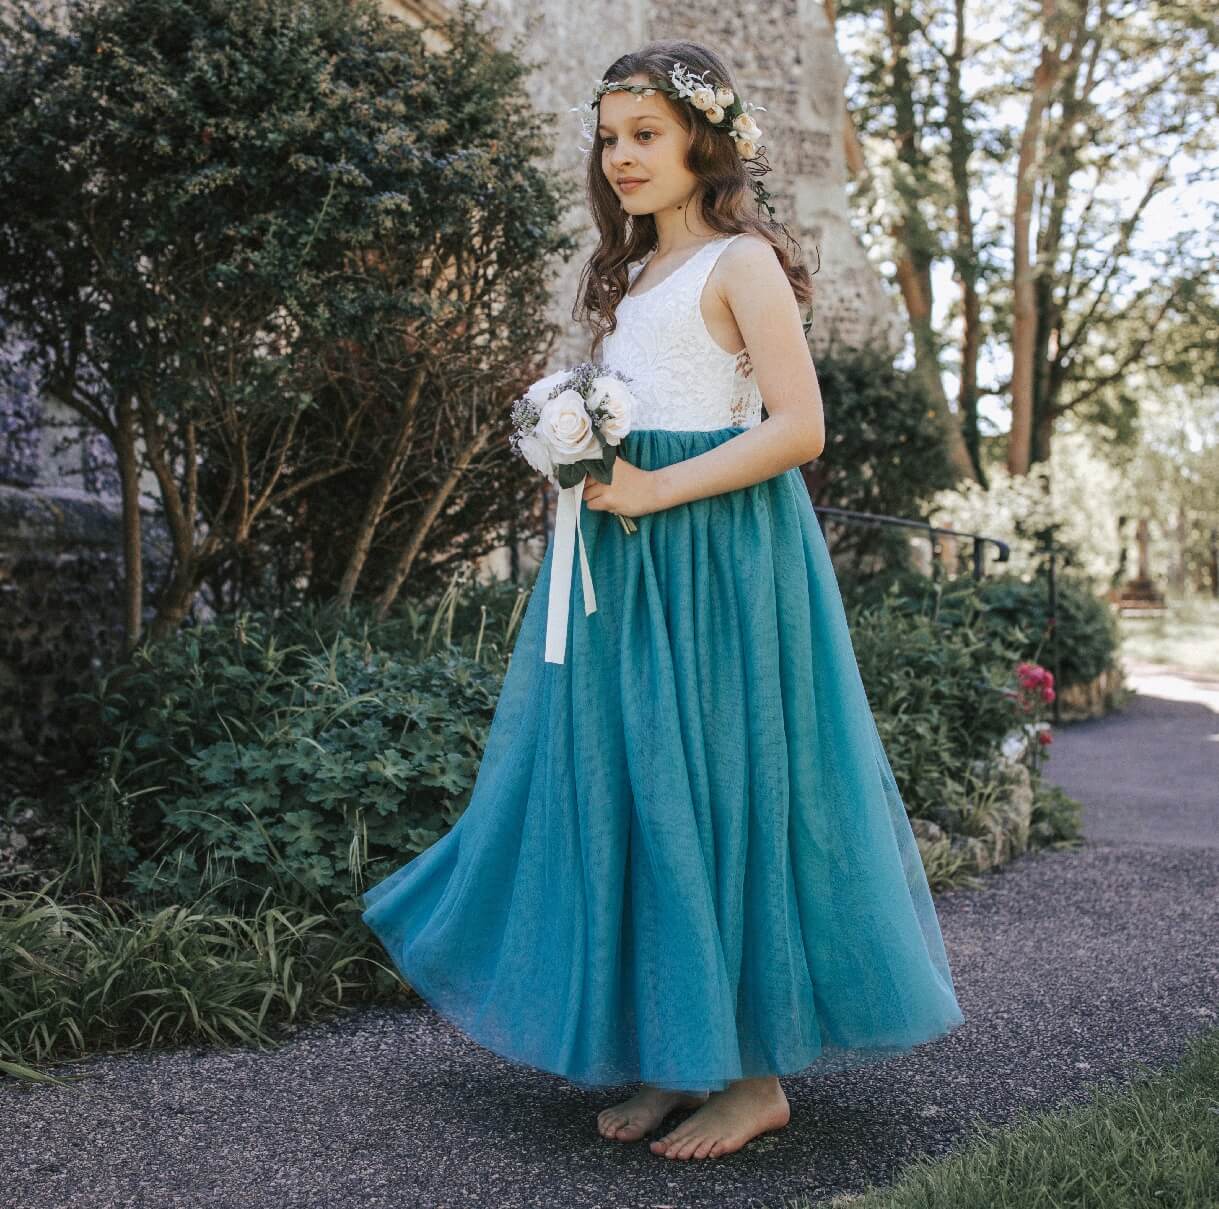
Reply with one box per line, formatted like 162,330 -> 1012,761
573,39 -> 818,363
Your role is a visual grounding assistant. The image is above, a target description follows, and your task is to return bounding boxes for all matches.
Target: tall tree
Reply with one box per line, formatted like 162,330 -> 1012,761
0,0 -> 574,646
831,0 -> 1218,477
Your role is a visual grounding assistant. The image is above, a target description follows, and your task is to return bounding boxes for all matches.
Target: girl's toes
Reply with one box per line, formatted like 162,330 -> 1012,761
694,1137 -> 717,1159
677,1137 -> 702,1159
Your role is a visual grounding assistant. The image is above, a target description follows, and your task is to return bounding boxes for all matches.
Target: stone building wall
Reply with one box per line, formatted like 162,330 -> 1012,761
431,0 -> 903,365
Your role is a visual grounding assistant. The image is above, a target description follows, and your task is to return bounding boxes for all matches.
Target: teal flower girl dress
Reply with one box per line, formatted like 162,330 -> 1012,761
361,234 -> 965,1092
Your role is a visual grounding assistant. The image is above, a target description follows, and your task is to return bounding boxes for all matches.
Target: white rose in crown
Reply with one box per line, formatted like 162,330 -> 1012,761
539,389 -> 603,464
690,87 -> 716,111
704,103 -> 726,124
733,112 -> 762,138
736,137 -> 759,160
715,86 -> 735,108
588,375 -> 634,444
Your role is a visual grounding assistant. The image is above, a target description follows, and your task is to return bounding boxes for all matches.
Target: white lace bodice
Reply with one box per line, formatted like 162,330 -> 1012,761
600,234 -> 764,431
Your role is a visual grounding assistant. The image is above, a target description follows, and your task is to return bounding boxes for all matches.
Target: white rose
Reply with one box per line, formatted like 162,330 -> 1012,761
691,87 -> 716,111
517,430 -> 556,480
715,87 -> 735,108
539,388 -> 602,463
733,112 -> 757,134
524,367 -> 572,407
588,375 -> 635,445
736,137 -> 759,160
704,103 -> 725,124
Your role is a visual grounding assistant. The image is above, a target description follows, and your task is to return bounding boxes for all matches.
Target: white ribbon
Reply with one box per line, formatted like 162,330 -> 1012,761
544,476 -> 597,664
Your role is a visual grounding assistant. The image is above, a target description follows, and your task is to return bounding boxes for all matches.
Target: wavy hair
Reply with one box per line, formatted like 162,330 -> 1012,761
572,39 -> 818,362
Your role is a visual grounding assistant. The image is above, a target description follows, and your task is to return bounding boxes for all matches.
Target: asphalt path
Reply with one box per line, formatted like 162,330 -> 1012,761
2,659 -> 1217,1208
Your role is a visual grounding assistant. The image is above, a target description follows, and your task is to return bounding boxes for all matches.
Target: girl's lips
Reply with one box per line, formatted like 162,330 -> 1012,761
618,179 -> 647,192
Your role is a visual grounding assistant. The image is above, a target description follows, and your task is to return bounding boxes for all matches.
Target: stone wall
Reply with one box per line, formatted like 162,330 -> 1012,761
451,0 -> 902,365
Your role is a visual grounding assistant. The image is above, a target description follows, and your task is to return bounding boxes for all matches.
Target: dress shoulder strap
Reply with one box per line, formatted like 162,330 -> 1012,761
684,234 -> 745,299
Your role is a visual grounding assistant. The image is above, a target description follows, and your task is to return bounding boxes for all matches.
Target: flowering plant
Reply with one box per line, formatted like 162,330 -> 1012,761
1015,661 -> 1056,710
510,362 -> 643,665
1006,661 -> 1055,770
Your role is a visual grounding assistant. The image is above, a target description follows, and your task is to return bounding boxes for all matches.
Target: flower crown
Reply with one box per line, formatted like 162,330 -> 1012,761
570,61 -> 778,222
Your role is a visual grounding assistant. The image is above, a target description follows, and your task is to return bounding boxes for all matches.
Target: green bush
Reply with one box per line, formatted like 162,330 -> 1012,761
843,568 -> 1122,688
59,589 -> 530,912
0,0 -> 576,625
53,563 -> 1059,914
846,589 -> 1029,831
807,344 -> 960,576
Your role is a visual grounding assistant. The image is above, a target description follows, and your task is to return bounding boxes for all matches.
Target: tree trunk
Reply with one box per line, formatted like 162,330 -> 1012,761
1009,0 -> 1066,477
136,390 -> 205,642
115,394 -> 144,655
946,0 -> 984,483
373,422 -> 494,620
336,364 -> 428,611
882,0 -> 975,482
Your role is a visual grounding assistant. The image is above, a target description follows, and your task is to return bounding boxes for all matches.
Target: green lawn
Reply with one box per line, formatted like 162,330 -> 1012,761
1118,595 -> 1219,677
775,1025 -> 1219,1209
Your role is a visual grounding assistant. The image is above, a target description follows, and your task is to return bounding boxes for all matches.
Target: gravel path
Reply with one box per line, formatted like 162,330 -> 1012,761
3,659 -> 1217,1209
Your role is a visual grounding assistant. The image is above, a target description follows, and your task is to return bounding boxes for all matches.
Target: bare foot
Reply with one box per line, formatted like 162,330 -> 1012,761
649,1074 -> 790,1160
597,1084 -> 710,1142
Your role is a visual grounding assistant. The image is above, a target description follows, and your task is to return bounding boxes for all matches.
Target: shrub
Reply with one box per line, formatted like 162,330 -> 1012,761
846,590 -> 1028,830
843,568 -> 1122,688
0,0 -> 575,632
58,592 -> 528,912
53,564 -> 1058,913
806,344 -> 960,576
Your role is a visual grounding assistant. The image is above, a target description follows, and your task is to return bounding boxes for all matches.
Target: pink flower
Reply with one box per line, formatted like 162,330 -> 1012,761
1015,661 -> 1054,695
1042,686 -> 1056,703
1037,730 -> 1053,746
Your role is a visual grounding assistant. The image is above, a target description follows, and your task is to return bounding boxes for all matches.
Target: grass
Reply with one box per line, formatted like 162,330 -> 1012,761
1118,595 -> 1219,677
764,1024 -> 1219,1209
0,872 -> 403,1086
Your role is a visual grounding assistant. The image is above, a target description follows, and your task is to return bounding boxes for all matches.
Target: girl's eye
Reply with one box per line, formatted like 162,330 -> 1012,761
603,131 -> 656,147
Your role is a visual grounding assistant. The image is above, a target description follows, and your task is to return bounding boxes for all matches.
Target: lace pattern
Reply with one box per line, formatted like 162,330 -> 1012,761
601,234 -> 764,431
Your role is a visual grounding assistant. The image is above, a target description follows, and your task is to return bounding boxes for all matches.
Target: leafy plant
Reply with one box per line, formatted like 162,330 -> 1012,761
846,588 -> 1028,828
806,344 -> 960,576
843,568 -> 1122,688
56,592 -> 527,911
0,873 -> 400,1084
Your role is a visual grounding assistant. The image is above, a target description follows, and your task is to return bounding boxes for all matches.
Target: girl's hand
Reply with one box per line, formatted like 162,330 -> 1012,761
581,454 -> 664,519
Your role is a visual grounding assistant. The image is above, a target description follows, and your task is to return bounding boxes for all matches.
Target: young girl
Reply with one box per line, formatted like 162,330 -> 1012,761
361,39 -> 965,1163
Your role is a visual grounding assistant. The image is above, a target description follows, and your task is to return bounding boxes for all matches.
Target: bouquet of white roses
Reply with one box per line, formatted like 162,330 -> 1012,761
510,362 -> 642,533
509,361 -> 643,664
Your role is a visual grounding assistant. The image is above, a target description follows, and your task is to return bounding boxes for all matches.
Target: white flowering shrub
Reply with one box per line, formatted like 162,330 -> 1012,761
927,428 -> 1131,586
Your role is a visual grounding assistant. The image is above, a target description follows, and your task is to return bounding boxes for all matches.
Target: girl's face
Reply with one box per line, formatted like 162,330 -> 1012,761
598,73 -> 698,215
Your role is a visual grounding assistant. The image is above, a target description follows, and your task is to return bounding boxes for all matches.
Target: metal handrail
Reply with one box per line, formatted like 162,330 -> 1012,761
812,504 -> 1011,580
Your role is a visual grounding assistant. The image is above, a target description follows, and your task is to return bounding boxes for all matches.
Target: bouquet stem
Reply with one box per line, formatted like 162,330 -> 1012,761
615,512 -> 638,534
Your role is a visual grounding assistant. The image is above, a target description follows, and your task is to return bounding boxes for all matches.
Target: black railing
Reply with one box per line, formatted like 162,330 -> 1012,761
812,505 -> 1011,580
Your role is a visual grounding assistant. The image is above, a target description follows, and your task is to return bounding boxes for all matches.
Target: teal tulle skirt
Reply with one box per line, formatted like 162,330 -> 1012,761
361,425 -> 965,1092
